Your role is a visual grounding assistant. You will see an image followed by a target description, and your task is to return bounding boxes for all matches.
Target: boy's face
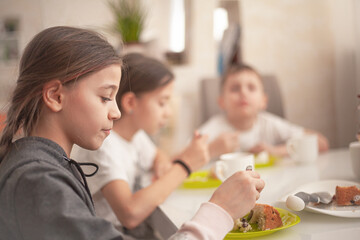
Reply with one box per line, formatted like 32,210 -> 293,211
219,70 -> 267,119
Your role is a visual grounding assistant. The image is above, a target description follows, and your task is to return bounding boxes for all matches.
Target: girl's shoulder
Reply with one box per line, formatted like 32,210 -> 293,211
3,137 -> 66,166
0,137 -> 73,185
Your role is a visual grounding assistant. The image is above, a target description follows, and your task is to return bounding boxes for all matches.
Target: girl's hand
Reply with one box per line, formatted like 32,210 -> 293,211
209,171 -> 265,220
175,131 -> 210,172
248,143 -> 272,154
209,132 -> 240,158
249,143 -> 288,158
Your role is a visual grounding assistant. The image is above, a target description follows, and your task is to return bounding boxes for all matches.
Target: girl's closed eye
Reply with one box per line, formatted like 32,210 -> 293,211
159,100 -> 167,107
248,83 -> 256,92
99,84 -> 118,103
230,84 -> 240,92
159,96 -> 171,107
101,96 -> 112,102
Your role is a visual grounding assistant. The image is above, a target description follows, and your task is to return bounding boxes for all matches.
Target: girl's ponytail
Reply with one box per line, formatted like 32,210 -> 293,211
0,91 -> 42,161
0,108 -> 20,161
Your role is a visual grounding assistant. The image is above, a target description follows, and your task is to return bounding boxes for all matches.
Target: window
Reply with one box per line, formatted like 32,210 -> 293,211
166,0 -> 190,65
213,7 -> 228,42
0,18 -> 20,62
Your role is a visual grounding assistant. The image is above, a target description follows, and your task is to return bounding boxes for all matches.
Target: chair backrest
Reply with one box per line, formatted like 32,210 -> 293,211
199,75 -> 284,124
199,78 -> 221,124
262,75 -> 284,118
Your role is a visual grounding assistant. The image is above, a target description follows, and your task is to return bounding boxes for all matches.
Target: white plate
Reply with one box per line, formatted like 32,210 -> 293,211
281,179 -> 360,218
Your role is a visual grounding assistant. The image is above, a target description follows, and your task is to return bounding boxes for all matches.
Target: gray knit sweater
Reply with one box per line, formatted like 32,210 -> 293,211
0,137 -> 123,240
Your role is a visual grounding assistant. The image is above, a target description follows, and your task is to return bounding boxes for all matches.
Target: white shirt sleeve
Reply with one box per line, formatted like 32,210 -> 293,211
259,112 -> 305,145
169,202 -> 234,240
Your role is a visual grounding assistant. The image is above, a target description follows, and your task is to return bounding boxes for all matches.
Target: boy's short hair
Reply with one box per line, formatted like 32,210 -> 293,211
221,63 -> 262,89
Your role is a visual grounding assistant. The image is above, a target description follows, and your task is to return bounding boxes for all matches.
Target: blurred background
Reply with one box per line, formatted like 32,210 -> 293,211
1,0 -> 359,154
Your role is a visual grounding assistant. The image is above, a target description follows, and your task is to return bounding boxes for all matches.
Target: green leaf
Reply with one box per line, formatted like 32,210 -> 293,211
108,0 -> 146,43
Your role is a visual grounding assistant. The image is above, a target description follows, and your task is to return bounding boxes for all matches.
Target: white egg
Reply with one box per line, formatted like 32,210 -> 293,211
286,195 -> 305,211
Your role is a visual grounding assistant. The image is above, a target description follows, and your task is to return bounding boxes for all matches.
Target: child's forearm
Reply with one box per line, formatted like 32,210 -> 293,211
317,133 -> 329,152
114,164 -> 188,229
209,141 -> 222,159
152,149 -> 172,179
269,145 -> 289,158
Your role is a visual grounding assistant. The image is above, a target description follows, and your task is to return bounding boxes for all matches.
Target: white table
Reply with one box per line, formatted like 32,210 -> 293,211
152,148 -> 360,240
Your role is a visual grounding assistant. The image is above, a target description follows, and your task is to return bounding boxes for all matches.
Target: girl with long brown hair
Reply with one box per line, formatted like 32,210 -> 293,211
0,27 -> 264,240
74,53 -> 265,239
0,26 -> 124,239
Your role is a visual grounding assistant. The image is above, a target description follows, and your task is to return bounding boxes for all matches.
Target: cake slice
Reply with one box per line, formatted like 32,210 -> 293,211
335,186 -> 360,206
248,204 -> 283,231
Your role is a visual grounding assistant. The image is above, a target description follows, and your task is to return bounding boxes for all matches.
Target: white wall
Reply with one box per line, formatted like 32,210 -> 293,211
172,0 -> 358,150
0,0 -> 118,53
170,0 -> 218,153
0,0 -> 358,152
0,0 -> 42,109
0,0 -> 118,109
329,0 -> 358,147
240,0 -> 358,148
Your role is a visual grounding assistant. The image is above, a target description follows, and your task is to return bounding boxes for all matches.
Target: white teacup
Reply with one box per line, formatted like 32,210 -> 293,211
349,141 -> 360,179
214,152 -> 254,182
287,134 -> 318,163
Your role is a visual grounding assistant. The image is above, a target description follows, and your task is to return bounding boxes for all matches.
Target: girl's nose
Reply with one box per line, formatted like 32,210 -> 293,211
239,88 -> 249,98
109,102 -> 121,120
239,87 -> 246,95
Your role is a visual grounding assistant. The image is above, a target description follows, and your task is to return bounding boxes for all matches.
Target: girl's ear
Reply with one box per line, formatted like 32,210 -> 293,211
121,92 -> 137,115
42,80 -> 64,112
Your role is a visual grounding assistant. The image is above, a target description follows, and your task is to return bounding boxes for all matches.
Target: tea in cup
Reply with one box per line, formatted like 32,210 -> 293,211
214,152 -> 254,182
287,134 -> 318,163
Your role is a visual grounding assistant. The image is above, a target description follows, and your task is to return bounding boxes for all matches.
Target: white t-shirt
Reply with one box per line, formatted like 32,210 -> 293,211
72,130 -> 157,229
198,111 -> 304,151
72,130 -> 237,240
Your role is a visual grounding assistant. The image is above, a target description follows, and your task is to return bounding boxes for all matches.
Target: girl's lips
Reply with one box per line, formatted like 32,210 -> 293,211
103,129 -> 111,136
159,122 -> 168,129
238,102 -> 249,106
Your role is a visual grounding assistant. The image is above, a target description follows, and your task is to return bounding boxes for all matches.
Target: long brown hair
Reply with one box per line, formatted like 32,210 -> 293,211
0,26 -> 122,160
117,53 -> 174,112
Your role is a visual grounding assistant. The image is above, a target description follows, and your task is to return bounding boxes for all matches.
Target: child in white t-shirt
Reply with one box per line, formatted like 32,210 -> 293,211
73,54 -> 265,240
199,64 -> 329,159
0,27 -> 264,240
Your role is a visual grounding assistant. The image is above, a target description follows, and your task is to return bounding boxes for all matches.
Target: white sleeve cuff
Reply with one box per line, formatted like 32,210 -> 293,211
174,202 -> 233,240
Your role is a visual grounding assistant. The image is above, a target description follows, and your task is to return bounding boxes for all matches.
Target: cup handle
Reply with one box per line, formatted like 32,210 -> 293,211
287,139 -> 297,159
214,161 -> 227,182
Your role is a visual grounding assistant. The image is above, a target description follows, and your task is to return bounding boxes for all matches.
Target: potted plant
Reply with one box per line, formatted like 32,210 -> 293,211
108,0 -> 146,54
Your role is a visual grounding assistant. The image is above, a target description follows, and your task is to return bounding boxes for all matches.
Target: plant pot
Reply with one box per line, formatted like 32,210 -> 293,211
119,42 -> 147,56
